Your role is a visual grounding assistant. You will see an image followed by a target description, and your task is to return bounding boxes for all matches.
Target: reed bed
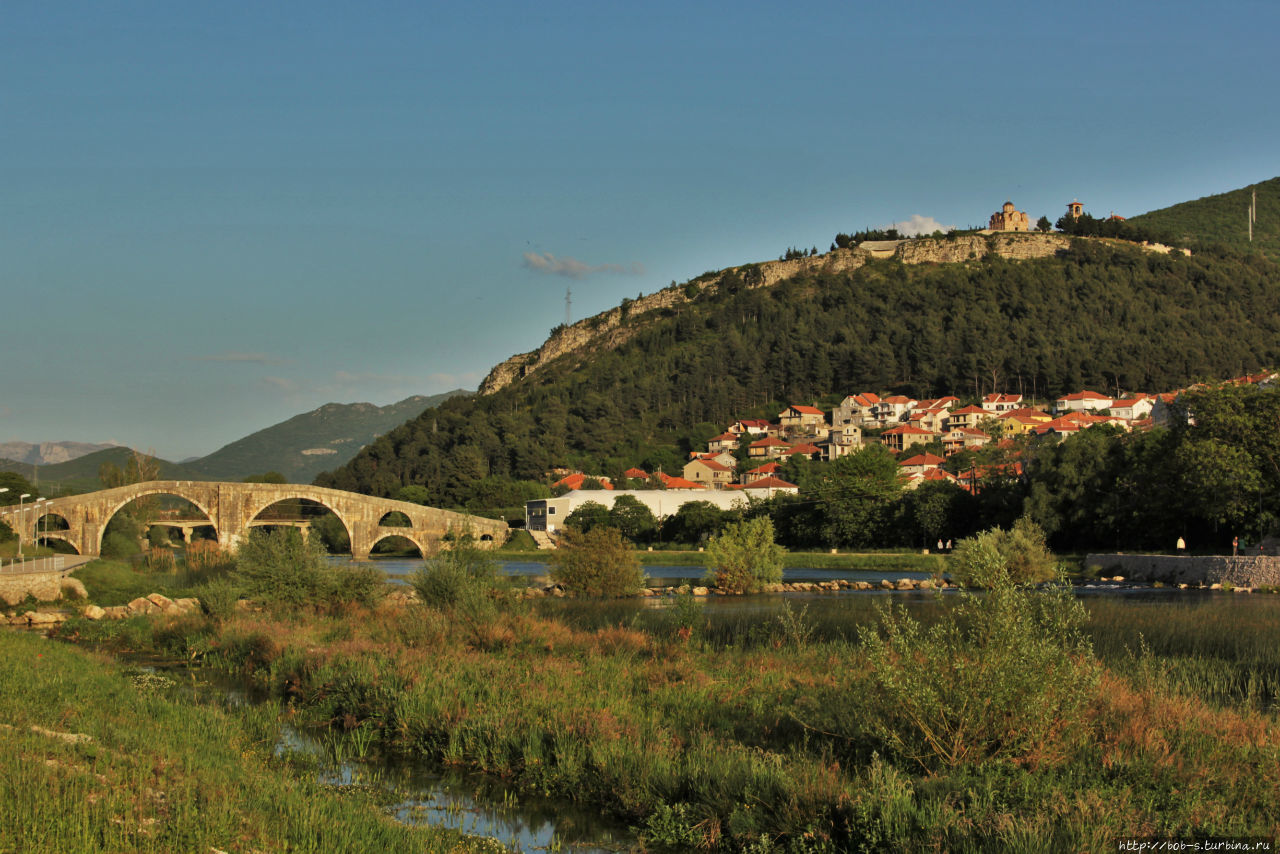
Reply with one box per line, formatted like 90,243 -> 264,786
0,629 -> 506,853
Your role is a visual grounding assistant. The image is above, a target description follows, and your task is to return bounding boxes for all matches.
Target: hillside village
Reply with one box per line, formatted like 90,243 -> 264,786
527,372 -> 1277,535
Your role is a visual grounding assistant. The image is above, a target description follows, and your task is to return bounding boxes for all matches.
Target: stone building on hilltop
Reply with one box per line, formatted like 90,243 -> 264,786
989,200 -> 1030,232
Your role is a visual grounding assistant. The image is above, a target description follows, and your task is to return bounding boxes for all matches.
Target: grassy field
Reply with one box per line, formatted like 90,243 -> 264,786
0,628 -> 507,854
51,584 -> 1280,851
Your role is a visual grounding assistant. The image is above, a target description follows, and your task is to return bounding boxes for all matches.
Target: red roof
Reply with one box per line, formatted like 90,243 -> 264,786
735,418 -> 770,428
846,392 -> 880,406
750,436 -> 790,448
947,427 -> 990,438
784,404 -> 825,416
709,432 -> 739,442
950,405 -> 987,416
735,476 -> 798,490
784,443 -> 822,455
1000,407 -> 1050,420
883,425 -> 935,436
553,473 -> 614,491
624,467 -> 648,479
919,468 -> 955,481
661,476 -> 706,489
747,461 -> 782,474
880,395 -> 914,405
1057,390 -> 1111,401
982,393 -> 1021,403
899,453 -> 945,467
689,459 -> 733,473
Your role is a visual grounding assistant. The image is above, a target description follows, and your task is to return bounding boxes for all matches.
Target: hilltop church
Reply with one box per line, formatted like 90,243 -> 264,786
988,200 -> 1030,231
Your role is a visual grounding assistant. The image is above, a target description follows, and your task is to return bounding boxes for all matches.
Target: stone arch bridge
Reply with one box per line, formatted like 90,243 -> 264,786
0,481 -> 509,560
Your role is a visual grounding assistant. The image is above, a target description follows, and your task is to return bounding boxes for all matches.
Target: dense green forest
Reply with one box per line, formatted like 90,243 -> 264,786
318,239 -> 1280,523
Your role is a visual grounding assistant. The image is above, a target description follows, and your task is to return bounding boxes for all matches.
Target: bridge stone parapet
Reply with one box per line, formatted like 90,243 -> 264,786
0,482 -> 509,560
1085,553 -> 1280,588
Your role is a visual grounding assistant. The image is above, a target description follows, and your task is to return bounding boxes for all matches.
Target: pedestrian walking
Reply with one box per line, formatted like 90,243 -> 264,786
1233,535 -> 1239,556
1176,536 -> 1186,552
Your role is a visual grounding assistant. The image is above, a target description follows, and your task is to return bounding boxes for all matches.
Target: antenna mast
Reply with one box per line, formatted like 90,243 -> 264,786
565,285 -> 572,327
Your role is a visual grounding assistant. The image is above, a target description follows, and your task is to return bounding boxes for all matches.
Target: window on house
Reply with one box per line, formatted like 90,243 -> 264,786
548,507 -> 556,515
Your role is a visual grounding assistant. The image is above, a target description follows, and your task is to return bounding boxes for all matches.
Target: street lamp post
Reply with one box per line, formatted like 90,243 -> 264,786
0,488 -> 8,568
17,494 -> 31,561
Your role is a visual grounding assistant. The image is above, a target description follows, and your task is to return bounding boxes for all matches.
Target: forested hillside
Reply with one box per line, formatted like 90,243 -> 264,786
1128,176 -> 1280,255
318,239 -> 1280,509
187,391 -> 468,483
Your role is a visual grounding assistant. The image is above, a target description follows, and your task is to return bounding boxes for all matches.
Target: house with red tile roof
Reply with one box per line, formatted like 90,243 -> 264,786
687,450 -> 738,468
728,418 -> 772,436
835,392 -> 882,427
880,424 -> 935,453
748,436 -> 792,459
623,467 -> 649,480
727,476 -> 799,497
945,405 -> 988,431
707,432 -> 741,453
656,473 -> 707,490
778,404 -> 828,437
783,442 -> 823,461
683,457 -> 737,489
1054,390 -> 1113,414
981,393 -> 1023,413
821,423 -> 863,460
743,461 -> 783,483
552,473 -> 614,491
1109,398 -> 1155,421
872,395 -> 918,426
942,427 -> 991,456
898,452 -> 945,478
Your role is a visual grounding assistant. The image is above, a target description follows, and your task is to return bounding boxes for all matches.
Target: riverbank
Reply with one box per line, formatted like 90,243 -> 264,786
494,547 -> 951,572
46,579 -> 1280,850
0,628 -> 508,853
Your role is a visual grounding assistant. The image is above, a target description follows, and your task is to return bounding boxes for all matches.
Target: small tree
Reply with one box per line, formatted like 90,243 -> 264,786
549,527 -> 645,597
1036,215 -> 1053,233
564,500 -> 611,533
949,516 -> 1057,587
705,517 -> 786,592
608,495 -> 658,543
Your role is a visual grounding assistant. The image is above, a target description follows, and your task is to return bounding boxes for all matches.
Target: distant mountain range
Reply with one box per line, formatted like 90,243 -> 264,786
0,390 -> 471,490
184,391 -> 470,482
0,440 -> 122,466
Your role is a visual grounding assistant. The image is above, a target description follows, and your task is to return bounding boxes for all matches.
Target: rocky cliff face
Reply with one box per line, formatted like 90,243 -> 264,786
478,233 -> 1075,395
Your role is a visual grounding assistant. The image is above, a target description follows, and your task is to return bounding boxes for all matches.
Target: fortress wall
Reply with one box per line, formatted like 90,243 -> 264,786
1084,553 -> 1280,587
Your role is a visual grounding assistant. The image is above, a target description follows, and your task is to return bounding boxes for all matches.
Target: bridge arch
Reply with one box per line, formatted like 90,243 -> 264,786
369,532 -> 428,558
97,487 -> 219,556
243,491 -> 355,555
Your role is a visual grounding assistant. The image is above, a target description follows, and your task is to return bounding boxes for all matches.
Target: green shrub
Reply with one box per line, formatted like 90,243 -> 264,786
194,576 -> 244,620
233,529 -> 385,612
858,573 -> 1098,771
548,527 -> 645,597
704,517 -> 786,592
949,517 -> 1057,587
410,535 -> 503,610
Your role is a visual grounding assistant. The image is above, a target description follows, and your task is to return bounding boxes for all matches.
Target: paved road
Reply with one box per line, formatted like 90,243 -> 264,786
0,555 -> 96,575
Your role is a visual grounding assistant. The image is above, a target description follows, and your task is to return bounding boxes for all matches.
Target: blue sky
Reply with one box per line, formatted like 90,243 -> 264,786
3,1 -> 1277,460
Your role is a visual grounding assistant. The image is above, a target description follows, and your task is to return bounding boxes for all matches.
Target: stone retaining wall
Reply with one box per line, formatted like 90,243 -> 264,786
1085,553 -> 1280,588
0,570 -> 74,606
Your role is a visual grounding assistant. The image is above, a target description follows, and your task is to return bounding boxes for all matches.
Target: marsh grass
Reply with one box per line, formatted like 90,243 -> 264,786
53,552 -> 1280,851
0,630 -> 506,853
